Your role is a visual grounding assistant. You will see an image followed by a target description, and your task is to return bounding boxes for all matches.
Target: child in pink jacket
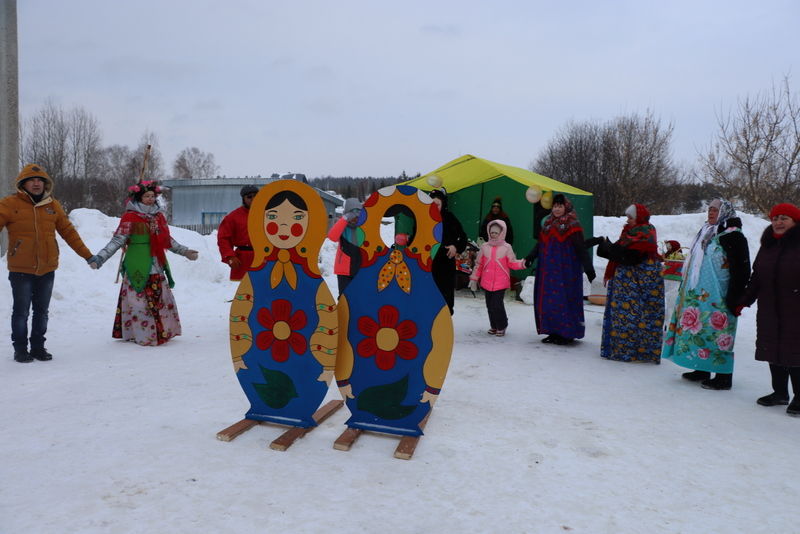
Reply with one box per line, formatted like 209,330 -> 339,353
469,220 -> 525,336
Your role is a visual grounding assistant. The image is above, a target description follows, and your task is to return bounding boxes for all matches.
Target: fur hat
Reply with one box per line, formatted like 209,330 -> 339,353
16,163 -> 52,188
769,203 -> 800,222
240,185 -> 259,198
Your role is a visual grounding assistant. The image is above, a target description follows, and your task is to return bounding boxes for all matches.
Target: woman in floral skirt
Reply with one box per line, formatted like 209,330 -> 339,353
661,199 -> 750,389
594,204 -> 664,363
90,180 -> 198,346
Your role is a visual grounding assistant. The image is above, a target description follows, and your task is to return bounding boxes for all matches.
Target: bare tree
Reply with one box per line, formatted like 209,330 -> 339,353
700,77 -> 800,214
172,146 -> 219,179
533,111 -> 681,215
21,99 -> 69,179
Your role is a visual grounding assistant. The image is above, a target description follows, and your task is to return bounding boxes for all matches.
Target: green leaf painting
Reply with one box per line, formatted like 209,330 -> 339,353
357,375 -> 417,420
253,366 -> 298,409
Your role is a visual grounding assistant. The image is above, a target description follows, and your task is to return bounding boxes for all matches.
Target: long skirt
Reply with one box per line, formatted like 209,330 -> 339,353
113,274 -> 182,346
601,258 -> 664,363
534,239 -> 585,339
662,237 -> 737,373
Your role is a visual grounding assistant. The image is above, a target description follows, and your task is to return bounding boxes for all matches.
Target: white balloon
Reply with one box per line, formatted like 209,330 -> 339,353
426,174 -> 443,188
525,186 -> 542,204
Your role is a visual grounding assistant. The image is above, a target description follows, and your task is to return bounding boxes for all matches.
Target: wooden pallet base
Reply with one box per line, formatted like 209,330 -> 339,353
333,412 -> 431,460
216,400 -> 344,451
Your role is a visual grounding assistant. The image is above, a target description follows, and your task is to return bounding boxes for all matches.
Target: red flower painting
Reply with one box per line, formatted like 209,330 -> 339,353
256,299 -> 307,362
357,305 -> 418,370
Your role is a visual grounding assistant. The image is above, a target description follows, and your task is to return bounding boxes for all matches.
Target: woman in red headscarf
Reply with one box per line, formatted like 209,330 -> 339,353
739,203 -> 800,416
592,204 -> 664,363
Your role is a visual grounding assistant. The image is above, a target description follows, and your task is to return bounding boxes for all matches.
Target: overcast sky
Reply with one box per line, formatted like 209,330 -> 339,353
17,0 -> 800,179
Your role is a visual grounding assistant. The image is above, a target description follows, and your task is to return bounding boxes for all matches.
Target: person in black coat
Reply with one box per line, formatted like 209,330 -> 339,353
479,197 -> 514,245
740,203 -> 800,416
430,188 -> 468,315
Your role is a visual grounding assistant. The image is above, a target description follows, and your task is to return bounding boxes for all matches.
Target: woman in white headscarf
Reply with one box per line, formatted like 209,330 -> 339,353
661,199 -> 751,390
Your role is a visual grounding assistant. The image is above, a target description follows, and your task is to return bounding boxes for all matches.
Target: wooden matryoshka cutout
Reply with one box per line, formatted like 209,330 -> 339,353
335,185 -> 454,437
228,180 -> 338,428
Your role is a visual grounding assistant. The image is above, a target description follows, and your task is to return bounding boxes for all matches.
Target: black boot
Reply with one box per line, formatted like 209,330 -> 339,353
14,349 -> 33,363
30,347 -> 53,361
542,335 -> 555,344
757,392 -> 790,406
552,335 -> 573,345
787,397 -> 800,417
681,370 -> 710,382
701,373 -> 732,390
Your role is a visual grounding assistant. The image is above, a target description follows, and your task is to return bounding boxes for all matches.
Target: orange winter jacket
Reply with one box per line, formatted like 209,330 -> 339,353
0,165 -> 92,275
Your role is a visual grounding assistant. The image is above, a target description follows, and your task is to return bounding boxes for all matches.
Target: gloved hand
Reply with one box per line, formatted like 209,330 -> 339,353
524,254 -> 535,269
185,250 -> 199,261
586,269 -> 596,283
468,280 -> 479,292
87,255 -> 104,270
733,305 -> 745,317
584,236 -> 603,248
227,257 -> 242,270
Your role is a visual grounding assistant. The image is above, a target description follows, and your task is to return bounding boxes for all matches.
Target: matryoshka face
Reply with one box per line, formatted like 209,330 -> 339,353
264,199 -> 308,249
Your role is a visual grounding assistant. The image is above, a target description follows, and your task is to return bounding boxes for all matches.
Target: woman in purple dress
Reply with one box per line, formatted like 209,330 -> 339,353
525,194 -> 595,345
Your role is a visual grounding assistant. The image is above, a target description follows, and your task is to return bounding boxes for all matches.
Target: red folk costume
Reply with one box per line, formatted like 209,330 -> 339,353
217,205 -> 254,281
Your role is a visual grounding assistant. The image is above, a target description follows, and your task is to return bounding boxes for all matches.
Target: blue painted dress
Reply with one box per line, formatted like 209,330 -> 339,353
662,230 -> 740,373
335,185 -> 454,437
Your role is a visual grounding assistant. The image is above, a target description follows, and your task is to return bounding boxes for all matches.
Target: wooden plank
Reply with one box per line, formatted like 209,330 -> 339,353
333,428 -> 363,451
393,412 -> 431,460
216,419 -> 260,442
269,400 -> 345,451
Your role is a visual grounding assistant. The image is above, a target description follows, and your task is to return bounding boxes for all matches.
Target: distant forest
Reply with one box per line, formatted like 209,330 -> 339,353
309,172 -> 418,200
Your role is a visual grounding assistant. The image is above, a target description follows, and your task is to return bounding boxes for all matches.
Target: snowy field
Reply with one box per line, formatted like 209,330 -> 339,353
2,207 -> 796,534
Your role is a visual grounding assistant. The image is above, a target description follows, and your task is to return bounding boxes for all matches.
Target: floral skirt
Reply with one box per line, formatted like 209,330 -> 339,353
113,274 -> 181,346
600,259 -> 664,363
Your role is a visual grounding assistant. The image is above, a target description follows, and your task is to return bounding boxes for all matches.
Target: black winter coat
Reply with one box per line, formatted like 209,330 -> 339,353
741,224 -> 800,366
716,217 -> 750,310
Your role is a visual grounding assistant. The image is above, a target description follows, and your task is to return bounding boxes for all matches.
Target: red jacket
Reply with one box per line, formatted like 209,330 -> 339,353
217,205 -> 253,281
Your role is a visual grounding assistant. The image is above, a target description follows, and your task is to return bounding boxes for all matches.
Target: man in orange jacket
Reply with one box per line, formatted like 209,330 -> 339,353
217,185 -> 257,281
0,164 -> 95,363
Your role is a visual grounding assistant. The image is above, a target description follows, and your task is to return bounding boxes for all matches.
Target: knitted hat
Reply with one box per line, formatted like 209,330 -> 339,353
343,197 -> 362,215
240,185 -> 259,198
16,163 -> 51,187
769,203 -> 800,222
491,197 -> 502,208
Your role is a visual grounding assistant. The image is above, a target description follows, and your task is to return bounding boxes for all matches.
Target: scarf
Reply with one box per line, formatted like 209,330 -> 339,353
540,199 -> 582,243
604,204 -> 658,281
116,201 -> 172,266
687,199 -> 736,288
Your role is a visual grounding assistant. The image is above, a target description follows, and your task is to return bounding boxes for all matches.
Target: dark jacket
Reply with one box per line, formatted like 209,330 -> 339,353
716,217 -> 750,310
741,224 -> 800,366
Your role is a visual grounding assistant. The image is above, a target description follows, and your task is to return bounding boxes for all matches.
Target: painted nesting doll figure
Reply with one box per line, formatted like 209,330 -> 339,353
335,185 -> 454,436
228,180 -> 337,427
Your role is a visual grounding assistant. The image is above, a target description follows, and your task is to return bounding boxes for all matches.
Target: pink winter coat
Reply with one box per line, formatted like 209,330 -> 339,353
470,220 -> 525,291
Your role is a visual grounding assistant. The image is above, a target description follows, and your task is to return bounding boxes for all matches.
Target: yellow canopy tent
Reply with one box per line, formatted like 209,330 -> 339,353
402,154 -> 594,277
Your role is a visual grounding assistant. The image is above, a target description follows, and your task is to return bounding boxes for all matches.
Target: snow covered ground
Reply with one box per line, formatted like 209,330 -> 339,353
1,207 -> 796,534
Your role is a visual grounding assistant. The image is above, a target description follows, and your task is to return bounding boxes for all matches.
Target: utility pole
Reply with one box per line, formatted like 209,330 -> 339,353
0,0 -> 19,255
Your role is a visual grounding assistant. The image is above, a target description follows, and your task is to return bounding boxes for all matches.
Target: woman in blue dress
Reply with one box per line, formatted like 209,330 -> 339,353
525,194 -> 595,345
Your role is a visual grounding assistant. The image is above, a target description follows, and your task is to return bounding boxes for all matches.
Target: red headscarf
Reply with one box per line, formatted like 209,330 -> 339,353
604,204 -> 659,282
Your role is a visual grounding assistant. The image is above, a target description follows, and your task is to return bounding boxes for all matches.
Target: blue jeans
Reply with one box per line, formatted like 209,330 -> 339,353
9,271 -> 55,351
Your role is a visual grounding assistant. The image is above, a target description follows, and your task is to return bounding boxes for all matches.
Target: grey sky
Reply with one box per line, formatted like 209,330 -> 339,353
17,0 -> 800,179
